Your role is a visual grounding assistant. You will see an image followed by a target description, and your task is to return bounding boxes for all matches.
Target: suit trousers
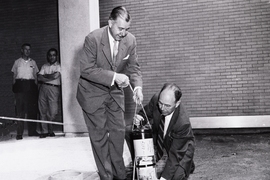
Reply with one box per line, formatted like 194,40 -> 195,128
83,95 -> 126,180
156,155 -> 187,180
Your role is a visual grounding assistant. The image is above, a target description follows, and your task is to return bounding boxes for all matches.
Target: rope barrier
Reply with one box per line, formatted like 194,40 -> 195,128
0,84 -> 143,127
0,116 -> 64,125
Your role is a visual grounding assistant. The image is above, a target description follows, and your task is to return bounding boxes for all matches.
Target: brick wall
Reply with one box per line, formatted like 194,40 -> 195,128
99,0 -> 270,117
0,0 -> 269,131
0,0 -> 59,118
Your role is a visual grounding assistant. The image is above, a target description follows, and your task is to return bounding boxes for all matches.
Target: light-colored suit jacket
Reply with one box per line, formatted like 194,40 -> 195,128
139,93 -> 195,179
77,26 -> 142,114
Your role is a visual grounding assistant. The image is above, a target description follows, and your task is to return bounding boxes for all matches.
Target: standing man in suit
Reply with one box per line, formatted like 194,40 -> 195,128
77,6 -> 143,180
134,83 -> 195,180
11,43 -> 40,140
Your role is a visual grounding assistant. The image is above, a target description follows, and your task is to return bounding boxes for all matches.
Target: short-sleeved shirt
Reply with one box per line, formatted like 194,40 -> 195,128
38,62 -> 61,85
11,58 -> 39,80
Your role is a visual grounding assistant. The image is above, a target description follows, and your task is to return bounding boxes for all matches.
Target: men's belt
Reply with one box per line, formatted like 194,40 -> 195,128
44,83 -> 60,87
16,79 -> 34,81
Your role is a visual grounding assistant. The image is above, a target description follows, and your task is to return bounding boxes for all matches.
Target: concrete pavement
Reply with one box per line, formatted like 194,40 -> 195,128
1,132 -> 270,180
0,134 -> 132,180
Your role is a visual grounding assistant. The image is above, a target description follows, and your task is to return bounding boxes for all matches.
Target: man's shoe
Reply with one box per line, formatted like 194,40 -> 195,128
39,134 -> 47,138
190,161 -> 195,174
48,132 -> 55,137
16,135 -> 23,140
28,132 -> 40,137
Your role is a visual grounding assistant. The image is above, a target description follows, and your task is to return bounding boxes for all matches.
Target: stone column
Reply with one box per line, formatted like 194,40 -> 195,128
58,0 -> 99,133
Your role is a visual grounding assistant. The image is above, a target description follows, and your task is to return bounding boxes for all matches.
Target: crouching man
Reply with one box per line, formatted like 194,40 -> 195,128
134,83 -> 195,180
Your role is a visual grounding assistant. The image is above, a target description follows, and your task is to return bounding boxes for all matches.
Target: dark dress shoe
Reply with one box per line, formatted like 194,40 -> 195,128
16,135 -> 23,140
28,132 -> 40,136
48,132 -> 55,137
39,134 -> 47,138
190,161 -> 195,174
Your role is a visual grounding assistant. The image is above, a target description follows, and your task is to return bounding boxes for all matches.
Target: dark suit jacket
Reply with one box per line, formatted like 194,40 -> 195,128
138,93 -> 195,179
77,26 -> 142,114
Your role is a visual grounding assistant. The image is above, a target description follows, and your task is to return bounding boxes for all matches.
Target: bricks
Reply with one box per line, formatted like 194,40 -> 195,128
1,0 -> 269,119
99,0 -> 270,117
0,0 -> 59,117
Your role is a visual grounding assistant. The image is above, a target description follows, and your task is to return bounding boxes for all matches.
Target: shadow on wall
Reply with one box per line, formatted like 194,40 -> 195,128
63,46 -> 87,132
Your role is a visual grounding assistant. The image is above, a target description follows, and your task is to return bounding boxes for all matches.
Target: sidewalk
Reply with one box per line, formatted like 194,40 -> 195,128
1,132 -> 270,180
0,134 -> 132,180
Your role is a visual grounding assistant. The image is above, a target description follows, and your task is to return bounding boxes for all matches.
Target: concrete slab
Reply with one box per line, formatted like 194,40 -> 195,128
1,133 -> 270,180
0,135 -> 132,180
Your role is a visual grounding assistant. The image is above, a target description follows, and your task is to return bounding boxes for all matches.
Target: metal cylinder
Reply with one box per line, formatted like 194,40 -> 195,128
132,126 -> 157,180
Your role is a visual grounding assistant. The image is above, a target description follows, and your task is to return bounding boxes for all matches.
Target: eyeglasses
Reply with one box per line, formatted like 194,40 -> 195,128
158,101 -> 175,109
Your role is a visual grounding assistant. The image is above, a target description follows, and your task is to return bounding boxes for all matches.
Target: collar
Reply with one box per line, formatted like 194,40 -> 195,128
165,110 -> 174,121
48,61 -> 60,66
21,57 -> 32,62
108,27 -> 115,45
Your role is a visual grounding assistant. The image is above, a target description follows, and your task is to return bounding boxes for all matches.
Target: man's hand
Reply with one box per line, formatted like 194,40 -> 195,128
115,73 -> 129,88
133,114 -> 144,126
133,88 -> 143,104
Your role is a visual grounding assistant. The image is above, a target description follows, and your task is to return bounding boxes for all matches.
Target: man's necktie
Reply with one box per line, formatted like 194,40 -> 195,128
157,115 -> 165,161
112,40 -> 118,67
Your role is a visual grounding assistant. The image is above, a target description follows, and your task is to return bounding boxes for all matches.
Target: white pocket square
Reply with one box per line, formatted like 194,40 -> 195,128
123,54 -> 130,60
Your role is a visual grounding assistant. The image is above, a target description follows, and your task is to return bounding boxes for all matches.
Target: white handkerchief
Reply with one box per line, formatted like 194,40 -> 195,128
123,54 -> 130,60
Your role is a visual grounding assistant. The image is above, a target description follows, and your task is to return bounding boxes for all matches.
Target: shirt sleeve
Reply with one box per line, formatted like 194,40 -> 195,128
11,61 -> 17,73
57,65 -> 61,73
38,65 -> 45,75
34,62 -> 39,73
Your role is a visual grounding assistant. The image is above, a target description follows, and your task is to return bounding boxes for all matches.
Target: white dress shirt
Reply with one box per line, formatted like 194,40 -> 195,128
108,28 -> 117,85
164,111 -> 174,138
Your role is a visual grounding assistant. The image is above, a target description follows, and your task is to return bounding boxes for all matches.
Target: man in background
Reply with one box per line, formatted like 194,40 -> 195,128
11,43 -> 39,140
38,48 -> 61,138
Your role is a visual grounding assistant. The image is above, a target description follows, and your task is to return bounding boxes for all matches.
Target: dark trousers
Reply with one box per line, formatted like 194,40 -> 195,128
156,156 -> 187,180
83,95 -> 126,180
14,79 -> 38,135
